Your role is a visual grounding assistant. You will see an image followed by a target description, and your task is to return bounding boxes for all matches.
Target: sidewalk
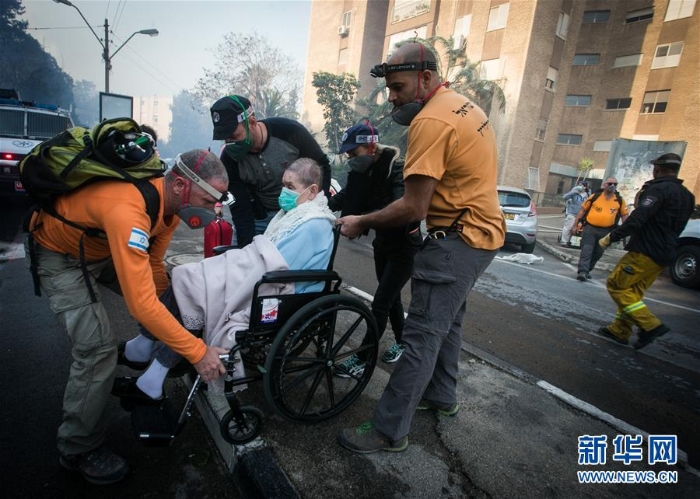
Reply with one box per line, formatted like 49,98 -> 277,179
162,222 -> 699,498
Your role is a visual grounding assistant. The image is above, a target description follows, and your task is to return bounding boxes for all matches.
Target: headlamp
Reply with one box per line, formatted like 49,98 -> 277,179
369,61 -> 438,78
174,154 -> 235,205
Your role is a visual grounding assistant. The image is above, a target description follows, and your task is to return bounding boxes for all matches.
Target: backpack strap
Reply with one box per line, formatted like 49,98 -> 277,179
582,190 -> 603,224
134,180 -> 160,230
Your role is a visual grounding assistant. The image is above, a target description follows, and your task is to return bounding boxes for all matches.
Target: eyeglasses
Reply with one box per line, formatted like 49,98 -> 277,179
605,183 -> 618,186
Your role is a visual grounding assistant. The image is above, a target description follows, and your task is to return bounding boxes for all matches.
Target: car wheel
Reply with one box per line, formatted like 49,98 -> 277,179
521,241 -> 536,254
670,245 -> 700,289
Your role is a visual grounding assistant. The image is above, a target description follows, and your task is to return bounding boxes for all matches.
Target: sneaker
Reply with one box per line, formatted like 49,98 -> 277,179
334,354 -> 365,379
417,399 -> 460,417
59,446 -> 129,485
337,421 -> 408,454
585,273 -> 592,280
381,343 -> 405,363
634,324 -> 670,350
577,272 -> 587,282
596,327 -> 629,346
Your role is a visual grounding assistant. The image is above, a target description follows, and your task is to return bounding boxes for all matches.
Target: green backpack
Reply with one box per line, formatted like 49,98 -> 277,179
20,117 -> 167,301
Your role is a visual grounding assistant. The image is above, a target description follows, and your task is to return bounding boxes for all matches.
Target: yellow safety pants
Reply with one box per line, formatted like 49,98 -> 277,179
605,251 -> 664,339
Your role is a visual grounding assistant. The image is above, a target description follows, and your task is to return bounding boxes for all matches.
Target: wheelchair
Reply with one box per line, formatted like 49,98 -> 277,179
131,227 -> 379,446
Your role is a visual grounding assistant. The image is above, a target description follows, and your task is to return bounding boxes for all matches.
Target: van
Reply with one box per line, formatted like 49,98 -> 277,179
0,89 -> 74,197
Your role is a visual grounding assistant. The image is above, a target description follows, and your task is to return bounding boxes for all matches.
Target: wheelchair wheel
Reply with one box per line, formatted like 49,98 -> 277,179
219,406 -> 264,444
263,294 -> 378,424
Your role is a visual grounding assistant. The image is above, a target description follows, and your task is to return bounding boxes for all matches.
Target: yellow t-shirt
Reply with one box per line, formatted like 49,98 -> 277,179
582,193 -> 629,228
31,178 -> 208,364
404,86 -> 506,250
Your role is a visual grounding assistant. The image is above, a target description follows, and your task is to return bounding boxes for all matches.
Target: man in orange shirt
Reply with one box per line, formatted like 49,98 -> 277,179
336,43 -> 505,453
25,149 -> 230,485
572,177 -> 629,281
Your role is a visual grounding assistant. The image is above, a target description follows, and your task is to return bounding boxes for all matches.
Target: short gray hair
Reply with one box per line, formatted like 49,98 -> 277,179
170,149 -> 228,185
286,158 -> 322,188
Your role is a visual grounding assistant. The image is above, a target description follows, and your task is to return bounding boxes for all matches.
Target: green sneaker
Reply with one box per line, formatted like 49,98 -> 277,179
337,421 -> 408,454
334,354 -> 365,379
417,399 -> 460,417
381,342 -> 406,363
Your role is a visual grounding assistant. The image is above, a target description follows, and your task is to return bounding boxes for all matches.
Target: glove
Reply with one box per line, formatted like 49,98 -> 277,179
599,233 -> 611,249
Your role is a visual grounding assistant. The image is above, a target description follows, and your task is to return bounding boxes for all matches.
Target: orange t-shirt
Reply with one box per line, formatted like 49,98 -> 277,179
404,87 -> 506,250
31,178 -> 207,364
582,193 -> 629,228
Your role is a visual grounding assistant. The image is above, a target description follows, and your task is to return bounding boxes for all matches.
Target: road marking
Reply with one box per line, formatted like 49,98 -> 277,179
493,258 -> 700,314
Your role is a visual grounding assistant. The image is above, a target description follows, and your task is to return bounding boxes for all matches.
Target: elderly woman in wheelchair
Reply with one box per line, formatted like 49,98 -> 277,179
112,158 -> 379,444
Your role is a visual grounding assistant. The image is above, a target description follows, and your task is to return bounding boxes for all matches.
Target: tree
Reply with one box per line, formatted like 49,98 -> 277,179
311,71 -> 361,155
193,33 -> 301,119
72,80 -> 99,127
576,157 -> 595,183
0,0 -> 74,108
161,90 -> 218,160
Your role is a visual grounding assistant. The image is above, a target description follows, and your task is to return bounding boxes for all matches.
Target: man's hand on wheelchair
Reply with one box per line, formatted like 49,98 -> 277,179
336,215 -> 364,239
194,345 -> 229,382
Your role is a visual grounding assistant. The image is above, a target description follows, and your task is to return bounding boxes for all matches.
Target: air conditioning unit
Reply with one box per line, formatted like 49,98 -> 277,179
337,25 -> 349,36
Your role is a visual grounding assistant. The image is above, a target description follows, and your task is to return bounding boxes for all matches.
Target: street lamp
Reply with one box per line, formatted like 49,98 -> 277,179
52,0 -> 159,93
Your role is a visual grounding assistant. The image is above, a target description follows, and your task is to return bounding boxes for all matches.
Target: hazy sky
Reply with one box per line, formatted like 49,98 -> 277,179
22,0 -> 312,98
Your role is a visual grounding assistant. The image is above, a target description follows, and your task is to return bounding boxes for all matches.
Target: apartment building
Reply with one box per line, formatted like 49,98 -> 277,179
133,94 -> 173,143
301,0 -> 699,201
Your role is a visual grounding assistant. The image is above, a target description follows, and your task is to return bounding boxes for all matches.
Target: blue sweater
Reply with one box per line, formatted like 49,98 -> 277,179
274,218 -> 334,293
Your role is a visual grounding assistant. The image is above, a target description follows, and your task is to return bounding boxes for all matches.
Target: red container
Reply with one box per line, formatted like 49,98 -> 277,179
204,215 -> 233,258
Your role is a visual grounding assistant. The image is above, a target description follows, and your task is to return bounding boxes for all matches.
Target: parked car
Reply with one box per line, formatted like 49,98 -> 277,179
497,185 -> 537,253
670,218 -> 700,289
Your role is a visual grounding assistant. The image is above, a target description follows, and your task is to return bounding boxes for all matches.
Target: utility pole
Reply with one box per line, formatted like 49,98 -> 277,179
104,19 -> 111,93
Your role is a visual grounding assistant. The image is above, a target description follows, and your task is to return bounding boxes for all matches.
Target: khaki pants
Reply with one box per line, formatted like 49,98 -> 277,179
25,239 -> 120,456
605,251 -> 664,338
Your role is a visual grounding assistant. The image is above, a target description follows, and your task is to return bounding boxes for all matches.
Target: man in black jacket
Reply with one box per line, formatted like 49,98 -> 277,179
597,153 -> 695,349
330,123 -> 421,376
210,95 -> 331,246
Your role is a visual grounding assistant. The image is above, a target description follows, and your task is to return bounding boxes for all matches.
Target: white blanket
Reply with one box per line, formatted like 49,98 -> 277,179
172,235 -> 294,351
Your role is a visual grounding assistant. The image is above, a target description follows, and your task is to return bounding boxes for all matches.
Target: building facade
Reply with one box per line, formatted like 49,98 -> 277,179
133,94 -> 173,144
301,0 -> 699,202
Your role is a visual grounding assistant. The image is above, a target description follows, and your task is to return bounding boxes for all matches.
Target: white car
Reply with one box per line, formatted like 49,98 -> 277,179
497,185 -> 538,253
671,218 -> 700,289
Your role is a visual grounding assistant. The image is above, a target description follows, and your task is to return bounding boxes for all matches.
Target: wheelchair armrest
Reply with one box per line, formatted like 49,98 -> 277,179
213,244 -> 240,255
261,269 -> 340,284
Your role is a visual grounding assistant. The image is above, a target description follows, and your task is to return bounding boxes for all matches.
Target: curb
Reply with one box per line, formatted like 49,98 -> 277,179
536,239 -> 617,272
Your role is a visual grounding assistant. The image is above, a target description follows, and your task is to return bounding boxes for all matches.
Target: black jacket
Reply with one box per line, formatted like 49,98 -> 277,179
329,147 -> 419,238
609,176 -> 695,265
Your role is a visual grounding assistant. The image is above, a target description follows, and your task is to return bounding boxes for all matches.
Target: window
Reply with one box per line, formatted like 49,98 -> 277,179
606,98 -> 632,110
338,48 -> 348,65
528,167 -> 540,191
556,134 -> 583,145
392,0 -> 430,22
593,140 -> 612,152
641,90 -> 670,114
565,95 -> 592,107
153,115 -> 158,123
480,59 -> 502,80
652,42 -> 683,69
487,3 -> 510,31
613,54 -> 643,68
665,0 -> 696,21
625,7 -> 654,23
545,67 -> 558,90
453,15 -> 472,49
556,12 -> 570,38
573,54 -> 600,66
535,119 -> 547,141
342,11 -> 351,27
582,10 -> 610,23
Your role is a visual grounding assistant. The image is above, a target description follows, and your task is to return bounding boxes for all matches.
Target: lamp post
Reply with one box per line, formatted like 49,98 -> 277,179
53,0 -> 158,93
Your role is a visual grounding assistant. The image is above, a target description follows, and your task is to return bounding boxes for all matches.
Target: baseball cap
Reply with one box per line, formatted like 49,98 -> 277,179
651,153 -> 682,168
338,124 -> 380,154
210,95 -> 254,140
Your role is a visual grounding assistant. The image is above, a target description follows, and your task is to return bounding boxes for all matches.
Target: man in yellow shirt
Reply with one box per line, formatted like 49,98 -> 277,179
336,42 -> 505,454
25,150 -> 230,485
573,177 -> 629,281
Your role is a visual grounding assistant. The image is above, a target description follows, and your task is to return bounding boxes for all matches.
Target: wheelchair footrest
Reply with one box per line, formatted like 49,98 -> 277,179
131,400 -> 178,446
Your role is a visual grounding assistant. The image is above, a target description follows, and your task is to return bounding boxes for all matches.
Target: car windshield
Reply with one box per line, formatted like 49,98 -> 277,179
498,191 -> 531,208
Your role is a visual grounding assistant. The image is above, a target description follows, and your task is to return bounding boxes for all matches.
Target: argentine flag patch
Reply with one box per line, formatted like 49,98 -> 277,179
128,228 -> 150,252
